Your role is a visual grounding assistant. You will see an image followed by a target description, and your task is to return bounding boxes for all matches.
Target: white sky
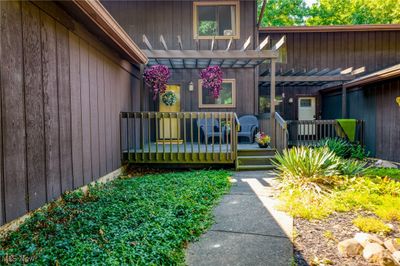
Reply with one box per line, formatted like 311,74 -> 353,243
304,0 -> 317,6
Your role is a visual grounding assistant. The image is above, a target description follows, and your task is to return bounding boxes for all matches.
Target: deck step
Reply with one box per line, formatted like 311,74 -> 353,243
237,155 -> 275,166
237,148 -> 276,157
236,164 -> 275,171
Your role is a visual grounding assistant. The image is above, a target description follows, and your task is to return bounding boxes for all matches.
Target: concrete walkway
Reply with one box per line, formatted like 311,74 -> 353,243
186,171 -> 293,266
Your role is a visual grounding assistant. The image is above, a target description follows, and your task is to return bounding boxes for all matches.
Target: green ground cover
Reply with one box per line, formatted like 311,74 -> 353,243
0,170 -> 231,265
364,167 -> 400,180
274,146 -> 400,234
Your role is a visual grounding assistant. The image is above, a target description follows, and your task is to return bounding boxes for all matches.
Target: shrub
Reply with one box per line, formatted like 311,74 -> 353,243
364,167 -> 400,180
352,216 -> 392,234
318,138 -> 352,158
338,159 -> 368,176
317,138 -> 369,160
273,146 -> 341,193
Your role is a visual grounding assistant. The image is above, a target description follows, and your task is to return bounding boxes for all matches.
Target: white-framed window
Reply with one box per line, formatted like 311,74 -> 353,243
193,1 -> 240,40
198,79 -> 236,108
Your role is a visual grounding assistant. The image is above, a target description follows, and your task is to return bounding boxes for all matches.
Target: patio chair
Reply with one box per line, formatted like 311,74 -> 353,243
197,118 -> 223,143
238,115 -> 259,143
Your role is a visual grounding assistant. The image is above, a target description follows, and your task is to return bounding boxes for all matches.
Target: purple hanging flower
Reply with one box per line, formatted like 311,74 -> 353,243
143,65 -> 171,101
200,66 -> 223,99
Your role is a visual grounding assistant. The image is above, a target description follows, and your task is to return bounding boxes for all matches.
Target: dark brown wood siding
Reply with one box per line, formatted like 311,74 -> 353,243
370,78 -> 399,162
261,31 -> 400,74
0,1 -> 140,225
259,30 -> 400,120
102,0 -> 258,115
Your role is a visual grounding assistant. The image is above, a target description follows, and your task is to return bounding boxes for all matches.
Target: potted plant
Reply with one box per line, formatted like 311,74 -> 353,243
255,132 -> 271,148
200,65 -> 223,98
143,65 -> 171,100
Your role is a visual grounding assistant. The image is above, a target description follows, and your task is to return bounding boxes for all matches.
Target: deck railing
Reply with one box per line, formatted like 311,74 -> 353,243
287,119 -> 364,146
274,112 -> 288,152
120,112 -> 240,164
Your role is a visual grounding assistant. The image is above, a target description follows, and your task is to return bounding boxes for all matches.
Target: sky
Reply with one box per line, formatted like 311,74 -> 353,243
304,0 -> 317,6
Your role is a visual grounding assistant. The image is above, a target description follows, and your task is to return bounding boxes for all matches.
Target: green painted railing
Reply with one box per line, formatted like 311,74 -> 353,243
120,112 -> 240,164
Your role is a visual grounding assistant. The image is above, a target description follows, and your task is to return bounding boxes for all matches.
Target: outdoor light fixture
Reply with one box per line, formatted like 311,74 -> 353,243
188,81 -> 194,92
288,97 -> 293,103
396,96 -> 400,107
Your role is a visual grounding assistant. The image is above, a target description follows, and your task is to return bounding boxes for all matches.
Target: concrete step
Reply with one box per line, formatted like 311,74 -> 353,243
237,155 -> 275,166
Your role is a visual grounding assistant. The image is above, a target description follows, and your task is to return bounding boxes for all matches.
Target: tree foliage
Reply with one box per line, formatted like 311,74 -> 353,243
258,0 -> 400,26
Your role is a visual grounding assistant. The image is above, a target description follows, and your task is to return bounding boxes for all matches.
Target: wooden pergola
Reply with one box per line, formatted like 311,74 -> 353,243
259,67 -> 366,87
141,34 -> 286,144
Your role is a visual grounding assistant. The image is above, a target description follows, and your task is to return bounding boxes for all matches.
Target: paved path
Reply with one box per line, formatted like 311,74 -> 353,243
186,171 -> 293,266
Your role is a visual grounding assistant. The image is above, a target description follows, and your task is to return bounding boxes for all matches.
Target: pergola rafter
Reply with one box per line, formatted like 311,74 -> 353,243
142,34 -> 283,69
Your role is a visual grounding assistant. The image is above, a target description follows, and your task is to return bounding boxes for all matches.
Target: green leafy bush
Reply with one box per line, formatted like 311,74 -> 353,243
273,146 -> 342,193
338,159 -> 368,176
0,170 -> 231,265
317,138 -> 369,160
364,167 -> 400,180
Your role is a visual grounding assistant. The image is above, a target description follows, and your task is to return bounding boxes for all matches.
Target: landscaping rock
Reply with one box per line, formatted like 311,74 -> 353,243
374,159 -> 398,169
385,239 -> 400,253
375,250 -> 399,266
338,239 -> 363,257
363,243 -> 385,262
392,251 -> 400,264
355,232 -> 384,247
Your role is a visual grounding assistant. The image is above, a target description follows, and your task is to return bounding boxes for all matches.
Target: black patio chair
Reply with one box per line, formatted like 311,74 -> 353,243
238,115 -> 259,143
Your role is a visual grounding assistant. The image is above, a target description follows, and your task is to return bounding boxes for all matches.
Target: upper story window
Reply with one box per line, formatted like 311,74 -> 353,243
193,1 -> 240,40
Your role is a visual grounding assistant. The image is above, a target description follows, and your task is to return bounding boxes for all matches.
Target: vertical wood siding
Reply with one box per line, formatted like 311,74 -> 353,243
0,1 -> 139,225
260,31 -> 400,74
102,0 -> 257,116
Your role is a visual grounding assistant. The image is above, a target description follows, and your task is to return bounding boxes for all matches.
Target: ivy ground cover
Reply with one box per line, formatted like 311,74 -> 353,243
0,170 -> 231,265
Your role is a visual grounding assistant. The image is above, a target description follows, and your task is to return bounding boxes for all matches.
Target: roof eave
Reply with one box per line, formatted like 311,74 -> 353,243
70,0 -> 148,65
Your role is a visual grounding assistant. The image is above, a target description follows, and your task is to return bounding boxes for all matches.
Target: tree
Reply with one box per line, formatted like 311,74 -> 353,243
257,0 -> 400,26
307,0 -> 400,25
258,0 -> 308,26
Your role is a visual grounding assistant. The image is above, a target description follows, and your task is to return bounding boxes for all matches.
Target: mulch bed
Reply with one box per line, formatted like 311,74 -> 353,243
293,212 -> 400,266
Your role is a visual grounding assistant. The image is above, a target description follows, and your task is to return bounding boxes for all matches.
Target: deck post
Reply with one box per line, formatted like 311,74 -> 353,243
270,59 -> 276,147
341,84 -> 347,118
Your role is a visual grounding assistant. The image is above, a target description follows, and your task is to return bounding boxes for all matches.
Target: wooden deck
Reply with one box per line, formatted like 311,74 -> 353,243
122,143 -> 268,164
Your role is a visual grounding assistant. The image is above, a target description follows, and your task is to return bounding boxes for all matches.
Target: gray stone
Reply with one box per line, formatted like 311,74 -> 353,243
363,243 -> 385,262
338,239 -> 363,257
355,232 -> 384,247
384,239 -> 400,253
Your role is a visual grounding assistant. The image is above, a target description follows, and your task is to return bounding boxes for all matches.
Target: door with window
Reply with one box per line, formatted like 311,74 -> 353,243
298,97 -> 316,135
159,85 -> 181,143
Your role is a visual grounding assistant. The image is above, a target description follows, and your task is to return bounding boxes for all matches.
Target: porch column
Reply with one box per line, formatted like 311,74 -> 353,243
341,84 -> 347,118
270,59 -> 276,147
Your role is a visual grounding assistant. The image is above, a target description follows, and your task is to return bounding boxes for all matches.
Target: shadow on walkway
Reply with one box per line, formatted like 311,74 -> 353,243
186,171 -> 299,266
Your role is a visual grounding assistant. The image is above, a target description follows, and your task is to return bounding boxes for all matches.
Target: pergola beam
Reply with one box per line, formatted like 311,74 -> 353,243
143,49 -> 279,60
259,74 -> 354,82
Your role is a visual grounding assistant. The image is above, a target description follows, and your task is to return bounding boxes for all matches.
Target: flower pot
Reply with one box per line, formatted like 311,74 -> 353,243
257,143 -> 269,148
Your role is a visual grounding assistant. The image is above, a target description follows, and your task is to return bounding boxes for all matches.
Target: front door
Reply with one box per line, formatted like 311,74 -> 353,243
159,85 -> 181,142
298,97 -> 316,135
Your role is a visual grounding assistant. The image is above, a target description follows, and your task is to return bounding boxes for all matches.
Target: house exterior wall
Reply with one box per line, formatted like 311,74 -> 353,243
0,1 -> 140,225
321,77 -> 400,162
258,30 -> 400,120
102,0 -> 258,116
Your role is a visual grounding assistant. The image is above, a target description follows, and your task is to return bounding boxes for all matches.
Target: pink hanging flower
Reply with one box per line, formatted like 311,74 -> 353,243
200,66 -> 223,99
143,65 -> 171,101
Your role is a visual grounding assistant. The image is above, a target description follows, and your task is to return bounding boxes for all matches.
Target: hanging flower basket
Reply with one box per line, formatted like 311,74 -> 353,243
200,66 -> 223,99
143,65 -> 171,100
161,91 -> 177,106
